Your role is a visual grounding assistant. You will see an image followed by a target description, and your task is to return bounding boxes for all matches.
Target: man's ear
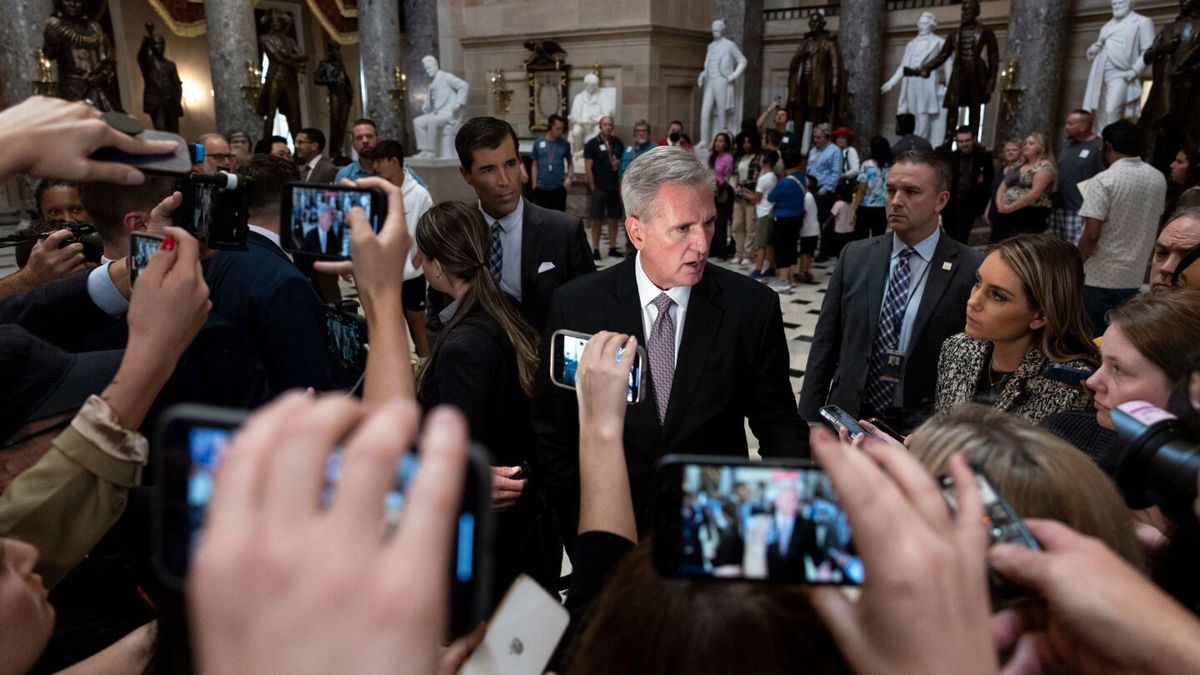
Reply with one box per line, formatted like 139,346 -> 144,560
625,216 -> 645,250
124,211 -> 149,235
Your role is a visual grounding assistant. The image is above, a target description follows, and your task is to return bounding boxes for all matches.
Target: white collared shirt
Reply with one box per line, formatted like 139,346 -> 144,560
303,155 -> 321,181
402,171 -> 434,281
634,251 -> 691,360
478,198 -> 524,300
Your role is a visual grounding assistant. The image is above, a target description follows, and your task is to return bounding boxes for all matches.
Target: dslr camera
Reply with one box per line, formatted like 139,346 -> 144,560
172,171 -> 253,250
1,220 -> 104,266
1107,400 -> 1200,523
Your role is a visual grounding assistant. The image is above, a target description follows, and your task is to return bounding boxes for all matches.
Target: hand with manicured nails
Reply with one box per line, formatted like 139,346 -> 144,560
189,394 -> 469,674
124,226 -> 211,366
0,97 -> 177,185
989,519 -> 1200,674
807,428 -> 997,675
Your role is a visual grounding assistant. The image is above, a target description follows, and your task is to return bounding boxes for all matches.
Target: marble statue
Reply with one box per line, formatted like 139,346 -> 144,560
42,0 -> 118,111
698,20 -> 747,148
881,12 -> 949,140
1139,0 -> 1200,156
786,13 -> 841,131
1083,0 -> 1155,129
413,55 -> 469,159
137,23 -> 183,133
916,0 -> 998,138
315,36 -> 353,162
569,73 -> 614,165
257,8 -> 307,141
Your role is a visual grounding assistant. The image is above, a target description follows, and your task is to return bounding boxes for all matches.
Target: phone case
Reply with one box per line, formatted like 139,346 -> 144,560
549,328 -> 647,404
460,575 -> 569,675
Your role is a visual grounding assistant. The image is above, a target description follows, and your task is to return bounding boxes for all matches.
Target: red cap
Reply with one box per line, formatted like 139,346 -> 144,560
831,126 -> 855,140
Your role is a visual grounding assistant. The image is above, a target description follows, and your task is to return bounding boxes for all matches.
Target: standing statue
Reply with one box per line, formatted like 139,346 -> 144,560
1139,0 -> 1200,161
257,8 -> 306,142
315,36 -> 353,162
412,55 -> 469,159
42,0 -> 118,111
786,13 -> 841,131
1083,0 -> 1155,129
916,0 -> 998,138
569,73 -> 614,166
137,23 -> 183,133
698,20 -> 748,149
881,12 -> 949,141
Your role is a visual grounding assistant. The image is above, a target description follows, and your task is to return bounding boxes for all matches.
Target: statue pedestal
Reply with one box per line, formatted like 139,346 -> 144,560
407,157 -> 476,204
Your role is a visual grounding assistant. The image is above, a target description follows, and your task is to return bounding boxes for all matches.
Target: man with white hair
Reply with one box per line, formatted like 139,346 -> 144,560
413,55 -> 468,159
569,73 -> 614,165
533,145 -> 804,544
698,20 -> 748,148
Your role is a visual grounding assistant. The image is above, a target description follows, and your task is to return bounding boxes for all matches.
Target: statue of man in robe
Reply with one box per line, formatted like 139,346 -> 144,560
569,73 -> 614,166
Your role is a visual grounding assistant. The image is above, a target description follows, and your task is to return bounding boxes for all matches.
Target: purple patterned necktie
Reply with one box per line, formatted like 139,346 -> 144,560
649,293 -> 676,424
864,247 -> 914,414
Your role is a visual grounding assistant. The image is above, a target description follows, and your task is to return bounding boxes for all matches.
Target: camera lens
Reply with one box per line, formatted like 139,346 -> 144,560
1109,401 -> 1200,523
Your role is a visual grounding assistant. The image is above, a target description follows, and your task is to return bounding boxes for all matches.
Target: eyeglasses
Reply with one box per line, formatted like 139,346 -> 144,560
206,153 -> 235,162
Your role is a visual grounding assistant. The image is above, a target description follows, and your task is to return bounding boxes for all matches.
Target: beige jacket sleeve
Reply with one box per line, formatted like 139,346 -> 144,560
0,396 -> 147,588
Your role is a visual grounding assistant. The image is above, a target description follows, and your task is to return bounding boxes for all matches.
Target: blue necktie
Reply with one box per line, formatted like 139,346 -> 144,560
489,221 -> 503,281
864,248 -> 914,414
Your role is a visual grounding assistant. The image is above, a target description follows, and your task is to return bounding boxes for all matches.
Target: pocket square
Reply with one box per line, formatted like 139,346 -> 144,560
537,262 -> 556,273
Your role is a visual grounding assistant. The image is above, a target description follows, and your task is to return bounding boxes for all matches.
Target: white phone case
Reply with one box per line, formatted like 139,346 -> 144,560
460,575 -> 569,675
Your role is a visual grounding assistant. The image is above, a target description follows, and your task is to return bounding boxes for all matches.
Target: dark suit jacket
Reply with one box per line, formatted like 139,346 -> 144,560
304,156 -> 339,184
0,270 -> 120,351
766,515 -> 816,582
203,231 -> 336,392
942,146 -> 995,219
302,226 -> 341,256
532,258 -> 804,545
428,199 -> 595,335
798,230 -> 983,433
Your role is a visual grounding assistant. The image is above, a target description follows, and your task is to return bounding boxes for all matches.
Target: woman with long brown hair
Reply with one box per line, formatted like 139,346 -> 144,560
412,201 -> 548,594
935,234 -> 1098,424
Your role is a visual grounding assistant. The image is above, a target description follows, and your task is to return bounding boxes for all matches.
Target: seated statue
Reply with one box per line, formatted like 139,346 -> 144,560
569,74 -> 614,165
412,55 -> 469,159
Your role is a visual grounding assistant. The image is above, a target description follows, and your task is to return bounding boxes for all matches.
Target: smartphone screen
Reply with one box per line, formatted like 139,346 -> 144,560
154,405 -> 491,636
172,173 -> 250,250
550,330 -> 644,404
819,405 -> 867,437
282,183 -> 384,260
325,309 -> 368,374
654,455 -> 862,585
129,233 -> 163,286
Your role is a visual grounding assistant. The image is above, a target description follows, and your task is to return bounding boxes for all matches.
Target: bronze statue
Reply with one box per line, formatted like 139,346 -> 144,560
916,0 -> 998,138
42,0 -> 118,111
786,13 -> 842,128
137,23 -> 183,133
256,8 -> 306,141
1139,0 -> 1200,166
314,36 -> 353,162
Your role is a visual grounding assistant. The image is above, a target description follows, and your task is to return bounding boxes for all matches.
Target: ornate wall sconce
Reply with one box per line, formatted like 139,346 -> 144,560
31,49 -> 57,96
999,59 -> 1023,123
490,69 -> 513,113
240,59 -> 262,108
389,67 -> 407,108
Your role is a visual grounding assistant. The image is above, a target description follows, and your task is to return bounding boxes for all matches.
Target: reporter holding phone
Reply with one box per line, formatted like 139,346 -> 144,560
934,234 -> 1098,424
411,201 -> 555,595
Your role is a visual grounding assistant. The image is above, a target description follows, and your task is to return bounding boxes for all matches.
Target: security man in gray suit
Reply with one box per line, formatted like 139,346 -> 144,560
798,150 -> 983,443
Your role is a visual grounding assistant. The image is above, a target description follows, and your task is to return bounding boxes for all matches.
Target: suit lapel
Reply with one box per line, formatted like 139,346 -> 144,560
659,271 -> 724,446
520,199 -> 543,307
864,234 -> 893,343
910,232 -> 960,344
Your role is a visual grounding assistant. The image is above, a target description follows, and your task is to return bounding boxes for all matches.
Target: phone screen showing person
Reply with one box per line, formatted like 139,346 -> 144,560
324,308 -> 368,374
129,232 -> 163,286
281,183 -> 385,260
154,404 -> 492,636
549,329 -> 645,404
653,455 -> 862,585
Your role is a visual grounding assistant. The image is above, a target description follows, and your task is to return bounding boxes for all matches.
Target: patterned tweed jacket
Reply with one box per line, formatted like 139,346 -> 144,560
934,333 -> 1094,425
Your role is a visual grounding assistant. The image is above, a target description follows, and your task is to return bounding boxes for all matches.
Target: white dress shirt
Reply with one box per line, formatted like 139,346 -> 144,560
478,198 -> 524,300
303,155 -> 321,182
634,252 -> 691,360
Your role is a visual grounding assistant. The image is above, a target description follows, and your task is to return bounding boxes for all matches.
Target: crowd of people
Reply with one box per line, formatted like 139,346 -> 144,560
5,91 -> 1200,674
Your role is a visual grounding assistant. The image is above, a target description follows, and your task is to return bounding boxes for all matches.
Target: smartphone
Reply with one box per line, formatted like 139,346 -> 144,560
460,575 -> 569,675
819,405 -> 868,438
152,404 -> 493,636
549,329 -> 646,405
324,307 -> 369,374
129,232 -> 164,287
654,454 -> 863,585
1043,363 -> 1094,388
89,125 -> 193,176
280,182 -> 386,260
865,417 -> 904,442
940,465 -> 1040,596
172,172 -> 252,250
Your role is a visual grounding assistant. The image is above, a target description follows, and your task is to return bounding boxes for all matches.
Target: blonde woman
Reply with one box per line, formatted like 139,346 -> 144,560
935,234 -> 1098,424
984,139 -> 1021,226
993,132 -> 1056,240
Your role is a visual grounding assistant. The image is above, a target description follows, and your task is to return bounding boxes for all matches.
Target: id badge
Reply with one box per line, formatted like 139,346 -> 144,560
880,350 -> 904,383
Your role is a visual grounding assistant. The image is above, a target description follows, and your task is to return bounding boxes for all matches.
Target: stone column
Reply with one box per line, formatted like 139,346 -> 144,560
838,0 -> 887,139
403,0 -> 438,148
359,0 -> 406,144
203,0 -> 262,138
0,0 -> 53,109
715,0 -> 762,126
998,0 -> 1068,143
